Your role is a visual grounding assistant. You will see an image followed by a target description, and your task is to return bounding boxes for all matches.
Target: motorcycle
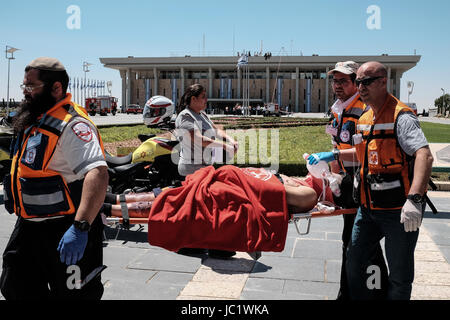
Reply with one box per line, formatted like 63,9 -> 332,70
106,132 -> 182,194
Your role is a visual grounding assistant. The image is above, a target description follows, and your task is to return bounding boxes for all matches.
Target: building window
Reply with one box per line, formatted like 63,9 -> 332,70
289,89 -> 292,100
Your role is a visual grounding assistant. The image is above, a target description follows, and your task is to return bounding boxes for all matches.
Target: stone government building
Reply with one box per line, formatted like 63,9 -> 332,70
99,55 -> 420,113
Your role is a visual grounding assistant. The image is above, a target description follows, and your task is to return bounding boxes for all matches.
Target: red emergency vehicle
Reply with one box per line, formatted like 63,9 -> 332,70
85,96 -> 118,116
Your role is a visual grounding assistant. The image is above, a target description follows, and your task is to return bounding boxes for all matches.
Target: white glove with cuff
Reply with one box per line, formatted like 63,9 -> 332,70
400,199 -> 423,232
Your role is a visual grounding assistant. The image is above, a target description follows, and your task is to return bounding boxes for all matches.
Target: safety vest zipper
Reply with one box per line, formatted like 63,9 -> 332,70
363,125 -> 375,212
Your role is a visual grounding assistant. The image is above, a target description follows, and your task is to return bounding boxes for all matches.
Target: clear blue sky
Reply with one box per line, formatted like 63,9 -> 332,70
1,0 -> 449,111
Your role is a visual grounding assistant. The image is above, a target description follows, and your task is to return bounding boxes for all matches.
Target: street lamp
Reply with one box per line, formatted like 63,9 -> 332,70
83,61 -> 92,105
5,45 -> 19,115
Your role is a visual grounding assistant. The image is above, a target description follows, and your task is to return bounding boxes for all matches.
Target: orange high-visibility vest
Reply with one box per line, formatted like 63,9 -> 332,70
355,94 -> 414,211
9,94 -> 105,219
329,94 -> 368,174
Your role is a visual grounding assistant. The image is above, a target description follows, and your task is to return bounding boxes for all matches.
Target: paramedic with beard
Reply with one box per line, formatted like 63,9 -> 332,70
0,57 -> 108,300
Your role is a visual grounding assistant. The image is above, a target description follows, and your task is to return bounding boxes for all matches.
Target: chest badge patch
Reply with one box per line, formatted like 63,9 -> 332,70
25,148 -> 36,164
72,122 -> 93,142
369,151 -> 379,165
339,130 -> 350,143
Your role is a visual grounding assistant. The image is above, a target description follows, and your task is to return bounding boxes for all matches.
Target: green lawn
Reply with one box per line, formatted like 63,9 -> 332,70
420,122 -> 450,143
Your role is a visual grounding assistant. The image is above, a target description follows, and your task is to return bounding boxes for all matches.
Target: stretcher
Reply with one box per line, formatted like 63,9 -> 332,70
104,201 -> 357,236
103,165 -> 359,256
103,200 -> 356,261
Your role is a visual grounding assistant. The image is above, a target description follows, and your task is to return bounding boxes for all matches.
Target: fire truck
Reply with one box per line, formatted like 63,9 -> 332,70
263,102 -> 280,117
85,96 -> 118,116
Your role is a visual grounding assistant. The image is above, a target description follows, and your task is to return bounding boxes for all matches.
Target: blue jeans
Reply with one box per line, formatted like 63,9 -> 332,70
346,206 -> 419,300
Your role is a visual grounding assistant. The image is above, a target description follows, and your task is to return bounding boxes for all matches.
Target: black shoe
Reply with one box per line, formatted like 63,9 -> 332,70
208,249 -> 236,259
177,248 -> 206,255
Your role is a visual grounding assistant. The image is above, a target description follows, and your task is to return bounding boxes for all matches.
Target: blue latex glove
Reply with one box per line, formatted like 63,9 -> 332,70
57,225 -> 88,265
307,152 -> 334,165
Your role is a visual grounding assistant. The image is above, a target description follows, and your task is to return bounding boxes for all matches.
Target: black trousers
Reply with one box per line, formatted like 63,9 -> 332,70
337,212 -> 389,300
0,214 -> 104,300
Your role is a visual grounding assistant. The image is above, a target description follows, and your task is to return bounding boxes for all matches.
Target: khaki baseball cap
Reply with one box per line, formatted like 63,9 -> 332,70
328,61 -> 359,75
27,57 -> 66,72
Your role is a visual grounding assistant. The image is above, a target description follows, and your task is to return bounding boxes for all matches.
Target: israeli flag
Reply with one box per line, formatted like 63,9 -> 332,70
237,54 -> 248,69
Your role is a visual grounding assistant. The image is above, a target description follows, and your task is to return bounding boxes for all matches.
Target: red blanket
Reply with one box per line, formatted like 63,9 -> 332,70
147,165 -> 289,252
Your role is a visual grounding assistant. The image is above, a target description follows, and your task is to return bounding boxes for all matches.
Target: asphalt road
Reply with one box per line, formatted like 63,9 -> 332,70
90,112 -> 144,127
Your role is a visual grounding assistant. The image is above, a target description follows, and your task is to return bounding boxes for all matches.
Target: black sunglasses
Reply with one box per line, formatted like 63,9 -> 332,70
355,76 -> 384,87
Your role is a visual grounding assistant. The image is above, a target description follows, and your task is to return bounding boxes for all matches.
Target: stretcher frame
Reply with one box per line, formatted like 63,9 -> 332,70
104,206 -> 358,236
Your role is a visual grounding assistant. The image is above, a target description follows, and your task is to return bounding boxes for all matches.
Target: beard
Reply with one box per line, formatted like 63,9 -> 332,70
13,86 -> 57,133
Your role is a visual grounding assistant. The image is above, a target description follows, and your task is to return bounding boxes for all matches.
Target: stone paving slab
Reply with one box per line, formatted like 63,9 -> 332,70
283,279 -> 340,299
241,290 -> 325,300
439,247 -> 450,263
176,252 -> 257,300
192,268 -> 248,283
243,278 -> 285,293
292,239 -> 342,260
250,255 -> 325,282
103,245 -> 149,269
127,248 -> 204,273
260,236 -> 296,257
411,285 -> 450,300
412,226 -> 450,300
180,280 -> 244,299
103,268 -> 194,300
324,260 -> 342,283
102,268 -> 158,300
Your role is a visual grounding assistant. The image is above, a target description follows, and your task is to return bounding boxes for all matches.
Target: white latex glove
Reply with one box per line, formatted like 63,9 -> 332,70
400,199 -> 423,232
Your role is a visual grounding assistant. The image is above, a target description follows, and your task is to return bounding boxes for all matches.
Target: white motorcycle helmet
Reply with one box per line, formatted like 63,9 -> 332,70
143,96 -> 175,127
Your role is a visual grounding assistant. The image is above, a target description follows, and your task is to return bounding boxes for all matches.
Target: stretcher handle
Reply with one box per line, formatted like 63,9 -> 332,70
290,208 -> 357,220
289,208 -> 357,236
106,217 -> 148,225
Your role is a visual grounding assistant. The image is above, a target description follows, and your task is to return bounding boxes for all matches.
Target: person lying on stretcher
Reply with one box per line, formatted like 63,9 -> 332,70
101,165 -> 347,253
101,165 -> 343,219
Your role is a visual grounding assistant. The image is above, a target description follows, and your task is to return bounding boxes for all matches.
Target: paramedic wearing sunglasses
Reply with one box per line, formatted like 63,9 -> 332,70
318,61 -> 433,300
0,57 -> 109,300
175,84 -> 239,259
308,61 -> 388,300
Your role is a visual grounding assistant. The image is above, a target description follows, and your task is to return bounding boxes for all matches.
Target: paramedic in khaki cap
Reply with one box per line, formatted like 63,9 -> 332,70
307,61 -> 388,300
0,57 -> 108,300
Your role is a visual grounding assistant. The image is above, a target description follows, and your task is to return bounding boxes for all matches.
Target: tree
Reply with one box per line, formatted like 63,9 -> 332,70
434,94 -> 450,116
